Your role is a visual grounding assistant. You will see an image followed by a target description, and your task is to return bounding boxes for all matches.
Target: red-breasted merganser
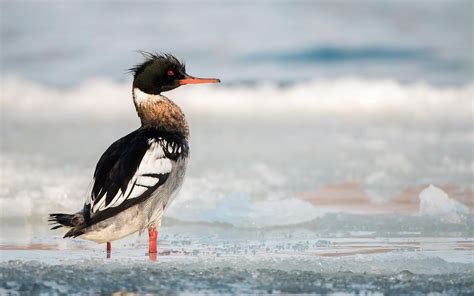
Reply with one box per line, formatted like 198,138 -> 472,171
49,53 -> 220,258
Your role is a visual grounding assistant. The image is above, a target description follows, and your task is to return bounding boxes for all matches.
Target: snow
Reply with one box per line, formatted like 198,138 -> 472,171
418,184 -> 469,223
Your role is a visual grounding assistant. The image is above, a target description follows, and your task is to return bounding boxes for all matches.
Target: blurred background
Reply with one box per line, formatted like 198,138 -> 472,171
0,0 -> 472,240
0,1 -> 473,293
1,0 -> 472,225
1,1 -> 473,85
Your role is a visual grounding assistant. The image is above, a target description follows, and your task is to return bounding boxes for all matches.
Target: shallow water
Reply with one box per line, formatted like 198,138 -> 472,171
1,219 -> 473,294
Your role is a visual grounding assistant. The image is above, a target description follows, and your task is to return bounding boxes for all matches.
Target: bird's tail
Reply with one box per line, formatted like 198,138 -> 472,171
48,212 -> 85,237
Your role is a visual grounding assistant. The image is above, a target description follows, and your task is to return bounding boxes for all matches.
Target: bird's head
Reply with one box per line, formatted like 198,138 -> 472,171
130,52 -> 220,94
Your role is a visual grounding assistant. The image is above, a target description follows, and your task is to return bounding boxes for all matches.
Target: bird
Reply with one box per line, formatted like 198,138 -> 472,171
49,52 -> 220,258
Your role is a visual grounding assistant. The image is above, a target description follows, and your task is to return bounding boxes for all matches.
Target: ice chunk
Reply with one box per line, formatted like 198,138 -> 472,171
418,185 -> 469,223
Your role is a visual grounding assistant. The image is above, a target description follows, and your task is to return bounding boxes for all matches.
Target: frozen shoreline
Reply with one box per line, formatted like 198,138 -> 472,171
2,262 -> 472,294
2,229 -> 473,294
1,249 -> 473,294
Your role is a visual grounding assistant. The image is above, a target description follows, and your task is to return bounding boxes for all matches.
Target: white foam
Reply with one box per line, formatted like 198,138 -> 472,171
1,77 -> 132,121
2,76 -> 473,123
0,154 -> 87,219
418,184 -> 469,223
180,78 -> 474,123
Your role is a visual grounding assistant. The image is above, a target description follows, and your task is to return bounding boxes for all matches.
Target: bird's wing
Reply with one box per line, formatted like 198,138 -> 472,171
83,128 -> 188,226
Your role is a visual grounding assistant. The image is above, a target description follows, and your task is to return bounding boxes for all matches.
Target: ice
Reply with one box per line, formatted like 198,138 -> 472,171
168,186 -> 321,227
1,218 -> 473,293
419,184 -> 469,223
299,213 -> 473,237
0,255 -> 472,294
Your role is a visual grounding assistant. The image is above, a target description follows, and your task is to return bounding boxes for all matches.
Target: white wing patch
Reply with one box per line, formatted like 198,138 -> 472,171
91,139 -> 172,213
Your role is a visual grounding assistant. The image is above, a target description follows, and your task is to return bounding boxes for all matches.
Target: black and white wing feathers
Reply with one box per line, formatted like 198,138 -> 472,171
84,128 -> 188,226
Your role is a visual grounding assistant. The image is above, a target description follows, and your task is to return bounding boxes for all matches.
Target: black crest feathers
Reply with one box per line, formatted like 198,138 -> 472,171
128,51 -> 186,77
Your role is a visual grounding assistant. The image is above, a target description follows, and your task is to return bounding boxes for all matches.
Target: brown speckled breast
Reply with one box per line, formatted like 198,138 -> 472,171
134,91 -> 189,138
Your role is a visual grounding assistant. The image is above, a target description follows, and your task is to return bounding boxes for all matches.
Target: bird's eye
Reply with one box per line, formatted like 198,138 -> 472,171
167,70 -> 174,76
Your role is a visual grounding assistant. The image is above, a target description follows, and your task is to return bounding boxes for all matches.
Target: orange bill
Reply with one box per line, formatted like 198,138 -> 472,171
178,75 -> 220,85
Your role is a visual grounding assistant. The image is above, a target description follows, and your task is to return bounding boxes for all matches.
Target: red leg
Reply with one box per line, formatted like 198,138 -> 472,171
106,241 -> 111,258
148,227 -> 158,254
